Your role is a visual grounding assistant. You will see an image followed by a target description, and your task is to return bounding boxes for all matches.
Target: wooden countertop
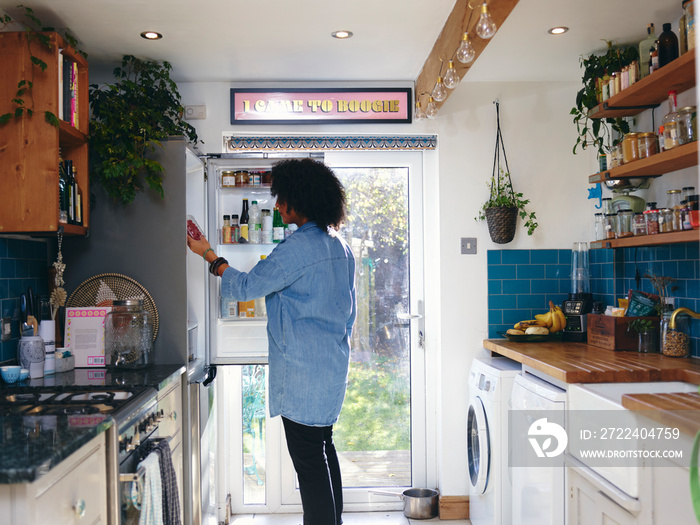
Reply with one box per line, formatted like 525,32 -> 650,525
483,339 -> 700,385
622,392 -> 700,436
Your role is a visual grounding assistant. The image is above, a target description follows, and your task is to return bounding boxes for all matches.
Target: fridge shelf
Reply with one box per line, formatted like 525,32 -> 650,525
220,316 -> 267,323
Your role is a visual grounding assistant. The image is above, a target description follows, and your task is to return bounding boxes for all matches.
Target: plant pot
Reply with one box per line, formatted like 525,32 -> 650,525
485,206 -> 518,244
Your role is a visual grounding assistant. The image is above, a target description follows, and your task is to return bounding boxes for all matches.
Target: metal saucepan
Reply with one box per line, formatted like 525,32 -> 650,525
369,488 -> 439,519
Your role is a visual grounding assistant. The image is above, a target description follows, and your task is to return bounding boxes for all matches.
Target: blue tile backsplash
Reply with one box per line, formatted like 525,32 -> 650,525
0,237 -> 53,363
488,242 -> 700,357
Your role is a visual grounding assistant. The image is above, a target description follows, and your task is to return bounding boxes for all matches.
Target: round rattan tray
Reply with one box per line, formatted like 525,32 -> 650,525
66,273 -> 159,342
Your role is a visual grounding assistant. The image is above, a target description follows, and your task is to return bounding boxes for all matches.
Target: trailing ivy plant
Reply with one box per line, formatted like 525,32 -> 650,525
89,55 -> 200,205
570,41 -> 638,156
0,5 -> 85,126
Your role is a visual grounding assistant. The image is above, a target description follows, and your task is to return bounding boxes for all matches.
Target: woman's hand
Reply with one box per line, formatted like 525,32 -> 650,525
187,233 -> 213,260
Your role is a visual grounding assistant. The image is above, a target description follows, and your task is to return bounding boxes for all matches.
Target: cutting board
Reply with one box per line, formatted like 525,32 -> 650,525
622,392 -> 700,435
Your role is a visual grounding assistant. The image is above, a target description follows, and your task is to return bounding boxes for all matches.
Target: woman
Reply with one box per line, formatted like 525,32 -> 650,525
187,158 -> 356,525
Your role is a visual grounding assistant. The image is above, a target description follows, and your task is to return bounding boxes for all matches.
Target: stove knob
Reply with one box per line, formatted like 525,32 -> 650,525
133,428 -> 140,447
126,437 -> 135,452
119,438 -> 127,453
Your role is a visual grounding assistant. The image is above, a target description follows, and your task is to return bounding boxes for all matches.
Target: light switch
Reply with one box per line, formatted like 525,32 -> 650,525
461,237 -> 477,254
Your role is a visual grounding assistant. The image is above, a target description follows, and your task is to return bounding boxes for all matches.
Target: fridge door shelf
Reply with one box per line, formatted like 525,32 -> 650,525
220,316 -> 268,323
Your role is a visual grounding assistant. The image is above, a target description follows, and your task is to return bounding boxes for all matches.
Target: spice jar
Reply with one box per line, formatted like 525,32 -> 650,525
644,208 -> 660,234
637,132 -> 658,158
603,213 -> 618,239
105,299 -> 152,368
221,170 -> 236,188
661,312 -> 690,357
677,106 -> 697,144
621,133 -> 640,164
617,210 -> 634,237
659,208 -> 674,232
633,212 -> 647,235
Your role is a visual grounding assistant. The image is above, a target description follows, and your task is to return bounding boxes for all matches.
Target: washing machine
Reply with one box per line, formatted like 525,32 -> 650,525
510,372 -> 567,525
467,356 -> 522,525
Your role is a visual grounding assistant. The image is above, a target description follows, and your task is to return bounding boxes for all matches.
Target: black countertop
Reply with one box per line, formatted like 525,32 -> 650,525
0,364 -> 185,484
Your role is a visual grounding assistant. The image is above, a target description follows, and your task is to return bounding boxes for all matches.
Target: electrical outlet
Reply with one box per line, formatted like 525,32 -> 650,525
1,317 -> 11,342
461,237 -> 477,254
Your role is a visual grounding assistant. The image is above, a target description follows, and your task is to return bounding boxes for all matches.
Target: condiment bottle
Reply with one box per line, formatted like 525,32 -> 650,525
222,214 -> 232,244
221,170 -> 235,188
261,209 -> 273,244
662,91 -> 680,150
649,45 -> 659,73
249,200 -> 262,244
231,214 -> 240,242
658,23 -> 679,67
240,198 -> 250,241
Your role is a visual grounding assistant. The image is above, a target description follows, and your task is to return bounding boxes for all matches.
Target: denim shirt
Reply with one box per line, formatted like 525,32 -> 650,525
221,222 -> 356,426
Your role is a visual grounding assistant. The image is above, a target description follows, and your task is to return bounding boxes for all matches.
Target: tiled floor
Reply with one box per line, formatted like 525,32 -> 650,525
231,512 -> 471,524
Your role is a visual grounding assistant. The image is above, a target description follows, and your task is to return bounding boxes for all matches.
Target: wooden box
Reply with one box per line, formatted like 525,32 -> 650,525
587,314 -> 658,351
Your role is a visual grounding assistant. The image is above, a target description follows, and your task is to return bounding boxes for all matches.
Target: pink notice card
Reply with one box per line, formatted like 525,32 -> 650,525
64,307 -> 112,367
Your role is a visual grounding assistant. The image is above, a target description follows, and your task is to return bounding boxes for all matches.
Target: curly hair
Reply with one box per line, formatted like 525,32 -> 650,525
270,158 -> 346,230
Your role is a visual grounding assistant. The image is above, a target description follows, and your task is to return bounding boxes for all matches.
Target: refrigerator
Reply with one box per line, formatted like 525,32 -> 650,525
63,137 -> 216,525
203,152 -> 324,365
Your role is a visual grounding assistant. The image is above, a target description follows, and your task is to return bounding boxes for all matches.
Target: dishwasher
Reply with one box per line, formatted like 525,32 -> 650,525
509,371 -> 567,525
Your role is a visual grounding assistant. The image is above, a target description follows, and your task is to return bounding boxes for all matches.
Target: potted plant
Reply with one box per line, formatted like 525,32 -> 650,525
570,41 -> 638,157
89,55 -> 199,205
475,102 -> 537,243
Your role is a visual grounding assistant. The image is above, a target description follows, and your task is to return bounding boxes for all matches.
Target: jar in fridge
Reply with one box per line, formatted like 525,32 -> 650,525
617,210 -> 634,237
621,132 -> 640,164
603,213 -> 618,239
644,208 -> 660,234
637,132 -> 658,158
677,106 -> 697,144
234,170 -> 249,186
221,170 -> 236,188
633,212 -> 647,235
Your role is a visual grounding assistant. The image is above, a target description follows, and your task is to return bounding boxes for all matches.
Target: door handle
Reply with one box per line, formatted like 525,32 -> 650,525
396,313 -> 423,320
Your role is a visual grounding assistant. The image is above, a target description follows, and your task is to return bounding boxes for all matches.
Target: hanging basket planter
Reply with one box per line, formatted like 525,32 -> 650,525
475,101 -> 538,243
485,206 -> 518,244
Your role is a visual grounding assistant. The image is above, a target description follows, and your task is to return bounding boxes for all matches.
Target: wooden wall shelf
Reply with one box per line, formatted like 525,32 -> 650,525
590,229 -> 699,250
587,49 -> 696,119
588,141 -> 699,183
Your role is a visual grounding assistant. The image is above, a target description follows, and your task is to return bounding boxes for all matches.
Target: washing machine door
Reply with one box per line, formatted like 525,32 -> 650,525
467,395 -> 490,494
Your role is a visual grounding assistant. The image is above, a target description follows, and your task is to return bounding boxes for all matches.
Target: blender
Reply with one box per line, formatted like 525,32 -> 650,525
563,242 -> 593,342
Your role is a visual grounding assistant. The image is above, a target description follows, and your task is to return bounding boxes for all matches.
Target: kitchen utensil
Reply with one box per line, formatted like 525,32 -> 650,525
563,242 -> 593,342
19,293 -> 32,336
27,315 -> 38,336
27,287 -> 36,319
0,365 -> 21,384
18,336 -> 45,379
369,488 -> 439,519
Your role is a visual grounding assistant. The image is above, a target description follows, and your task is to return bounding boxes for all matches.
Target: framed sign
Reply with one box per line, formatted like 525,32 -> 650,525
230,88 -> 412,125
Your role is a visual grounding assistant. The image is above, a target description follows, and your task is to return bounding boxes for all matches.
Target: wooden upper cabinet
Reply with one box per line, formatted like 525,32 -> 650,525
0,31 -> 89,235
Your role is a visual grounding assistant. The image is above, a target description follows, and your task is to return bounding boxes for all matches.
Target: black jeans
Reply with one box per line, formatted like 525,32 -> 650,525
282,417 -> 343,525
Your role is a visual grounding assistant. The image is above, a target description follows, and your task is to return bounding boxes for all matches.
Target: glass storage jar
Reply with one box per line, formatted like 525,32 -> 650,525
633,212 -> 647,235
603,213 -> 618,239
234,170 -> 249,186
659,208 -> 674,233
594,213 -> 605,240
644,208 -> 660,234
621,133 -> 640,164
221,170 -> 236,188
617,210 -> 634,237
637,132 -> 658,159
660,312 -> 690,357
677,106 -> 697,144
105,299 -> 152,368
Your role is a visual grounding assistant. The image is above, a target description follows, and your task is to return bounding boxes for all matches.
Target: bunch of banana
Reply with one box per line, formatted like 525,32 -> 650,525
510,301 -> 567,335
534,301 -> 567,334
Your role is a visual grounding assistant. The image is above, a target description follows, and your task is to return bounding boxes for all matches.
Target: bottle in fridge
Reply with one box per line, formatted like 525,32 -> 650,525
240,198 -> 250,241
249,200 -> 262,244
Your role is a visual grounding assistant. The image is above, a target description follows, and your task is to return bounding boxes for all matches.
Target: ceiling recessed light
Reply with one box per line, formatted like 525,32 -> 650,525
547,27 -> 569,35
141,31 -> 163,40
331,30 -> 353,39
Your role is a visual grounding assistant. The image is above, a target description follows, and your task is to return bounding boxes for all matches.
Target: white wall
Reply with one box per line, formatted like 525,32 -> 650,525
176,78 -> 697,497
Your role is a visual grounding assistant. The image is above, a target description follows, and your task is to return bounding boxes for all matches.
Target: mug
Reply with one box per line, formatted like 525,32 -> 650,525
18,336 -> 45,379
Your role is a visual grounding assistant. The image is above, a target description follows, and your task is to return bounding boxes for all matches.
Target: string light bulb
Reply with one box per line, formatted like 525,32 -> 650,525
456,32 -> 476,64
432,77 -> 447,102
443,60 -> 460,89
426,97 -> 439,119
415,100 -> 426,120
475,2 -> 497,39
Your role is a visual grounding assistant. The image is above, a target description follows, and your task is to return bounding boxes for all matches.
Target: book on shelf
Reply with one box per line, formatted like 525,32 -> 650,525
58,55 -> 79,129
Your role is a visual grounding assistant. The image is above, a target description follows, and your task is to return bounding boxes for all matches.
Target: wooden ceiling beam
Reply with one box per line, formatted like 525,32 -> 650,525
415,0 -> 521,110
